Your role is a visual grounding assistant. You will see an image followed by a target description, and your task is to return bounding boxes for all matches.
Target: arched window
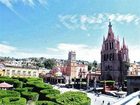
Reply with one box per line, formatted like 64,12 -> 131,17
112,53 -> 115,60
107,54 -> 108,61
106,43 -> 108,50
112,42 -> 114,49
104,54 -> 106,61
110,42 -> 112,49
109,54 -> 112,61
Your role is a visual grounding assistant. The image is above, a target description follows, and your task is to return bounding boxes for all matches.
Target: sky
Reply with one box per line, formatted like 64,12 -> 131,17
0,0 -> 140,62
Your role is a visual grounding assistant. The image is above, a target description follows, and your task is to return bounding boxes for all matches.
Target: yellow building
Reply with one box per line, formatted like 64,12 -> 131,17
0,64 -> 5,76
0,64 -> 49,78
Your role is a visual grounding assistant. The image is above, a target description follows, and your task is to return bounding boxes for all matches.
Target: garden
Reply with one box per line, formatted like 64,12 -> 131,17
0,76 -> 91,105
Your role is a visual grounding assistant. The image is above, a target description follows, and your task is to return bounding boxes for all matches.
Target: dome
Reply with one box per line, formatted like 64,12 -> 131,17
50,67 -> 62,76
55,71 -> 62,76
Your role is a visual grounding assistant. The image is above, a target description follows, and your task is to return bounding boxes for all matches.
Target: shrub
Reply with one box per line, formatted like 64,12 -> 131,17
40,89 -> 60,95
25,81 -> 42,87
0,90 -> 20,98
12,77 -> 28,83
36,101 -> 59,105
0,99 -> 2,105
13,81 -> 23,88
0,76 -> 10,79
27,78 -> 43,83
21,92 -> 39,101
32,83 -> 53,93
25,87 -> 33,92
2,97 -> 26,105
35,83 -> 53,90
39,89 -> 60,101
46,94 -> 59,102
56,91 -> 91,105
15,88 -> 28,93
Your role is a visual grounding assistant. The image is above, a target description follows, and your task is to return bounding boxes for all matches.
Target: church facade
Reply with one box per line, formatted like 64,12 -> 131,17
101,22 -> 129,84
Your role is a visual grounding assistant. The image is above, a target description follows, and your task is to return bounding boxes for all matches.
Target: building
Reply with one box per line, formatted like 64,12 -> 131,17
127,76 -> 140,95
0,64 -> 48,78
128,61 -> 140,76
45,51 -> 88,84
127,62 -> 140,94
101,21 -> 129,84
65,51 -> 88,79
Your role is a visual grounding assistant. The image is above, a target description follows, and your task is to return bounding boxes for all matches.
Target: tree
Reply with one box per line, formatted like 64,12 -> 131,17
88,60 -> 98,71
93,60 -> 97,68
36,62 -> 44,68
43,59 -> 56,69
88,63 -> 92,71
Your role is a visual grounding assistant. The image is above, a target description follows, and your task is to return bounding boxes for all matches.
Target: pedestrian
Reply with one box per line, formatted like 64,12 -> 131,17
102,100 -> 104,105
107,102 -> 110,105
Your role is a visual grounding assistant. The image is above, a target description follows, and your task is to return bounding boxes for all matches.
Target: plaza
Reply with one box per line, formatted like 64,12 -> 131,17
53,85 -> 120,105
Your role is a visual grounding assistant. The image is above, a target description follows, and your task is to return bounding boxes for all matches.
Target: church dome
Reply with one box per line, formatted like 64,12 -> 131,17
50,67 -> 62,76
55,71 -> 62,76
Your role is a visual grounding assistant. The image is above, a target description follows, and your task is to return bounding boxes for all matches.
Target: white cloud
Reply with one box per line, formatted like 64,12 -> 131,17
0,0 -> 47,8
1,43 -> 140,63
59,13 -> 140,30
0,43 -> 101,62
46,43 -> 101,62
0,44 -> 16,54
129,45 -> 140,62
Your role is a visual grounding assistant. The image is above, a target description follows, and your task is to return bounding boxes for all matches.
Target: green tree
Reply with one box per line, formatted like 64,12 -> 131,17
88,60 -> 98,71
88,63 -> 92,71
43,59 -> 56,69
36,62 -> 44,68
93,60 -> 97,68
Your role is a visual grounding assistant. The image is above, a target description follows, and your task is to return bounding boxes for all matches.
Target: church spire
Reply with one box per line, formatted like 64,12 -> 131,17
123,37 -> 126,48
108,19 -> 112,28
103,36 -> 105,41
107,20 -> 114,40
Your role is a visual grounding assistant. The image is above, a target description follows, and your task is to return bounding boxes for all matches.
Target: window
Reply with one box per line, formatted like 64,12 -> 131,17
33,71 -> 36,76
112,53 -> 115,60
104,54 -> 106,61
106,43 -> 108,50
28,71 -> 31,76
7,70 -> 10,75
112,42 -> 114,49
17,70 -> 20,75
110,54 -> 113,61
110,42 -> 112,49
23,71 -> 26,76
107,54 -> 108,60
12,70 -> 15,75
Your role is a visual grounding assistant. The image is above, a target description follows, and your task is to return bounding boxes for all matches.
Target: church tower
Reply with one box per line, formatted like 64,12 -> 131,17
66,51 -> 77,78
101,21 -> 129,83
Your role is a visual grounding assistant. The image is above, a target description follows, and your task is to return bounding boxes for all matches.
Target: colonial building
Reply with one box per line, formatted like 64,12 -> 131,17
0,64 -> 48,78
101,21 -> 129,83
128,61 -> 140,76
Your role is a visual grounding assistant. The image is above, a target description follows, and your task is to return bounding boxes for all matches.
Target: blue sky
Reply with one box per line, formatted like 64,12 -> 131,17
0,0 -> 140,62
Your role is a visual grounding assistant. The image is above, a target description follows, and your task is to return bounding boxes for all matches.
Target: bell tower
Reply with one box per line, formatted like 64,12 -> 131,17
67,51 -> 77,78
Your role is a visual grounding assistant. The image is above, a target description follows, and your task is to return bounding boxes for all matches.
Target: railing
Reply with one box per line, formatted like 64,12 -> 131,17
113,91 -> 140,105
